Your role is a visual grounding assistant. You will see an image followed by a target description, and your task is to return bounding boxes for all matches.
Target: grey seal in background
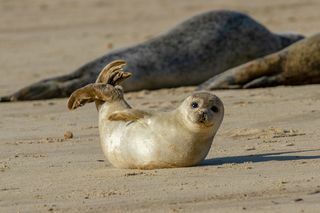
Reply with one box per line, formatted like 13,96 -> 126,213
197,33 -> 320,90
68,60 -> 224,169
0,10 -> 303,102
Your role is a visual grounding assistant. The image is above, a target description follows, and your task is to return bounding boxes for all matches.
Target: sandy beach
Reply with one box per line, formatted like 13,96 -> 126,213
1,0 -> 320,212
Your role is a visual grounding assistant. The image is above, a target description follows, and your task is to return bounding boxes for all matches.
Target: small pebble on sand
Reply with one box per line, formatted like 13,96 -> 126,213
64,131 -> 73,139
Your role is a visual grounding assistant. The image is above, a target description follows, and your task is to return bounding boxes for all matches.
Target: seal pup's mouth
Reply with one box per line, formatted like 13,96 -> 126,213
197,115 -> 215,128
199,111 -> 208,122
197,111 -> 214,126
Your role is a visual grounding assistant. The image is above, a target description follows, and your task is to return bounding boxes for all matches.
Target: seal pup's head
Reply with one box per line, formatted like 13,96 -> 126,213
177,92 -> 224,133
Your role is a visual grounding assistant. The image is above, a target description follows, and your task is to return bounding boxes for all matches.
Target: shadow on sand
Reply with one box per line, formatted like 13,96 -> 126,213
202,149 -> 320,166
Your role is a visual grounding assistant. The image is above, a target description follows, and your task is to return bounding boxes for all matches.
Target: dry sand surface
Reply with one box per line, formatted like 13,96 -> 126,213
1,0 -> 320,212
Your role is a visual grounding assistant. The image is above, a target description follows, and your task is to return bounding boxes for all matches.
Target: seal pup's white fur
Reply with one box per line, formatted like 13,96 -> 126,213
68,60 -> 224,169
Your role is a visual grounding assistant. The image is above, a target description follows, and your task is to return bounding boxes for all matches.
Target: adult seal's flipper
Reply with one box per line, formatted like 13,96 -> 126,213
197,53 -> 284,90
197,34 -> 320,90
0,72 -> 92,102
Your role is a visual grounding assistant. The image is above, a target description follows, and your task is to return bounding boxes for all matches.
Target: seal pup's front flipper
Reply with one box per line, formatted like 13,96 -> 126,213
108,109 -> 151,122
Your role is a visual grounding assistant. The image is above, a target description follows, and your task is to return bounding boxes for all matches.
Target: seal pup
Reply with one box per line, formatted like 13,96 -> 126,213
0,10 -> 303,102
197,33 -> 320,90
68,60 -> 224,169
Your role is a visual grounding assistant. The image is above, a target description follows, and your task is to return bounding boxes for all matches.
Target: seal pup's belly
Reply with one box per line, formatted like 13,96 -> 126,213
101,118 -> 213,169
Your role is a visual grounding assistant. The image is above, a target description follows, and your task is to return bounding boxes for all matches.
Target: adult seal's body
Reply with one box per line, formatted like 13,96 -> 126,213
68,60 -> 224,169
197,33 -> 320,90
0,10 -> 303,102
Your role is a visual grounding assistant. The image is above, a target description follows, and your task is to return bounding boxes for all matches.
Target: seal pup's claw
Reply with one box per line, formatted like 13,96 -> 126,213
96,59 -> 129,85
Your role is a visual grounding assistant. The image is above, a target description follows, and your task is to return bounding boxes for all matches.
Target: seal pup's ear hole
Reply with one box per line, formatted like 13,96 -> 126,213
67,83 -> 112,110
108,109 -> 150,122
96,60 -> 131,85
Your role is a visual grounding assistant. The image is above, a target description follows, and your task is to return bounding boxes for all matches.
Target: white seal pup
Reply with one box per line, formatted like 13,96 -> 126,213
1,10 -> 303,102
68,60 -> 224,169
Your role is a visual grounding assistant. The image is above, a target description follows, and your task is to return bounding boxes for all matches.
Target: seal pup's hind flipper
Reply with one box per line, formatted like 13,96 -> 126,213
68,60 -> 133,110
96,60 -> 130,84
67,84 -> 124,110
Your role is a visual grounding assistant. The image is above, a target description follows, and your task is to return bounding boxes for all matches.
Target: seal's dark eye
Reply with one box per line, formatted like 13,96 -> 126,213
191,102 -> 199,109
211,105 -> 219,113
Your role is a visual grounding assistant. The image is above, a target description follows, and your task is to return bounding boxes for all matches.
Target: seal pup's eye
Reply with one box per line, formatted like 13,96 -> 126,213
211,105 -> 219,113
191,102 -> 199,109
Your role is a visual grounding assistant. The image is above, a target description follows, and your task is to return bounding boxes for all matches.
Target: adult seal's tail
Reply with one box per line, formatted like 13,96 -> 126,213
0,10 -> 303,102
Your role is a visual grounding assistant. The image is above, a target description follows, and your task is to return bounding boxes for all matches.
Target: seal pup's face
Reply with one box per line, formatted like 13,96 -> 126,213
178,92 -> 224,132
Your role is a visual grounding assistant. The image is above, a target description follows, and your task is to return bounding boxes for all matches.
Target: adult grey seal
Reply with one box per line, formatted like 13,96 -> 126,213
197,33 -> 320,90
0,10 -> 303,102
68,60 -> 224,169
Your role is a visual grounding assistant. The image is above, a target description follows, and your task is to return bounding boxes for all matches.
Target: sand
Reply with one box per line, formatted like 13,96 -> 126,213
1,0 -> 320,212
